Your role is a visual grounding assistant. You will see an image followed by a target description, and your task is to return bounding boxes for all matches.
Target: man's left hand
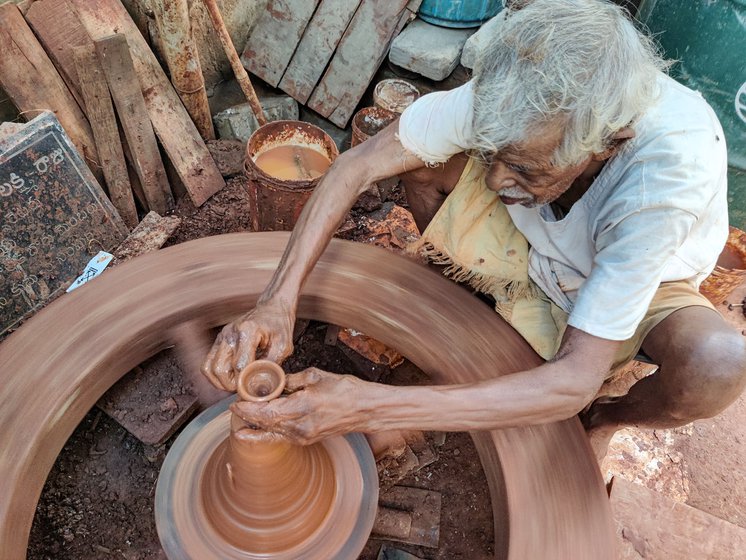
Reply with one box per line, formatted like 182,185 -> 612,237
230,368 -> 369,445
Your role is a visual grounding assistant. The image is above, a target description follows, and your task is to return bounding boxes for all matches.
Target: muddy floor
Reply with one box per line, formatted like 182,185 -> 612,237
24,158 -> 746,559
27,175 -> 495,559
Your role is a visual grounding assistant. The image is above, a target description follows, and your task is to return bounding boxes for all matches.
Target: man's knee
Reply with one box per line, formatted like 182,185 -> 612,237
663,328 -> 746,421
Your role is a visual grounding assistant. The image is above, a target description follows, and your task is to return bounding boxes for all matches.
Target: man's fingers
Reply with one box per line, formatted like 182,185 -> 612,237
200,335 -> 224,389
231,400 -> 279,431
212,336 -> 238,392
233,329 -> 262,372
264,337 -> 292,365
284,368 -> 322,392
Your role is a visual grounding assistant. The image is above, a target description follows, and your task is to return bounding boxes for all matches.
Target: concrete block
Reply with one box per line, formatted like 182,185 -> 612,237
213,93 -> 298,142
299,106 -> 352,153
389,18 -> 474,82
461,14 -> 504,69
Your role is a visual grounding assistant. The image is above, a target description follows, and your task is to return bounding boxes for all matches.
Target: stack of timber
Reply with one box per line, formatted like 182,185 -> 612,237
242,0 -> 422,128
0,0 -> 225,231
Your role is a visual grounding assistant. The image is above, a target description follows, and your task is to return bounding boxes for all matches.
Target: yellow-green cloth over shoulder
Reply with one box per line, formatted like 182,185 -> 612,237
408,157 -> 566,359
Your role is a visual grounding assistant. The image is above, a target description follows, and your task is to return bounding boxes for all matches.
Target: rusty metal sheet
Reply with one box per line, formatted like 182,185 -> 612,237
241,0 -> 320,87
307,0 -> 413,127
279,0 -> 362,104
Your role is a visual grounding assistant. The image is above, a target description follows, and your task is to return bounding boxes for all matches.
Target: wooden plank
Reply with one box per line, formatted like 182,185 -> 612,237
25,0 -> 92,109
95,34 -> 172,215
610,477 -> 746,560
240,0 -> 320,87
278,0 -> 362,104
307,0 -> 411,127
69,0 -> 225,207
73,44 -> 138,229
0,3 -> 101,183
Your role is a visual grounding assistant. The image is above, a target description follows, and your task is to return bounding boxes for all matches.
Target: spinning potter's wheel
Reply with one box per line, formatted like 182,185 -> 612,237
155,362 -> 378,559
0,233 -> 615,560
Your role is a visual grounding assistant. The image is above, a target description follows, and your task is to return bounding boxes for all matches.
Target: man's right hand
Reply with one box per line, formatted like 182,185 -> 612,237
201,298 -> 296,392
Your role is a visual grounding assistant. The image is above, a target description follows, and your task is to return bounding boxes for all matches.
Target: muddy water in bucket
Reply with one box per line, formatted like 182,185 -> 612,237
246,121 -> 338,231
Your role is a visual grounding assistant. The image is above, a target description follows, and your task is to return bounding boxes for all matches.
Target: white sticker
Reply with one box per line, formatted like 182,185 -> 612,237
66,251 -> 114,293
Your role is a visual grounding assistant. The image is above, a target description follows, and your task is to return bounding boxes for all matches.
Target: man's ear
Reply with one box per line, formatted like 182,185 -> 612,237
592,127 -> 636,161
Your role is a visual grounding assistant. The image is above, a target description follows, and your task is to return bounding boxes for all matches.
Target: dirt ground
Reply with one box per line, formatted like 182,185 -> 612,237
24,145 -> 746,559
27,173 -> 495,560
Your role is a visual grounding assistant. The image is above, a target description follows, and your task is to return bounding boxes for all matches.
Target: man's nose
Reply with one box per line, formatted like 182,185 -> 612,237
489,164 -> 518,189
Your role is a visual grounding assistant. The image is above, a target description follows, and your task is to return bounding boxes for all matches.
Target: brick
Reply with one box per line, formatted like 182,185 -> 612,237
389,18 -> 474,81
213,93 -> 299,142
461,13 -> 503,70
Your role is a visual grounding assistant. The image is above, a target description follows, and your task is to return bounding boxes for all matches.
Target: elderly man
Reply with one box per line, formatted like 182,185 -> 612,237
202,0 -> 746,456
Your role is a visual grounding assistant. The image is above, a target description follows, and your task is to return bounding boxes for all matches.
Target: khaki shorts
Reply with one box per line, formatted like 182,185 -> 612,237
596,279 -> 715,373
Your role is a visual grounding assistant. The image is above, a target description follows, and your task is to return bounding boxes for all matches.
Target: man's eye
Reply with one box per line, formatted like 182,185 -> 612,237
507,162 -> 529,173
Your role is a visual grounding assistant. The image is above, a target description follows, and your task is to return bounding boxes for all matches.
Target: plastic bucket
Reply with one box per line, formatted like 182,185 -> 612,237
418,0 -> 502,28
699,226 -> 746,304
245,121 -> 339,232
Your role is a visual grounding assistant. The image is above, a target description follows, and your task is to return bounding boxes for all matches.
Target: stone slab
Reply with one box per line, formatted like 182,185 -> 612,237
0,111 -> 127,338
610,476 -> 746,559
214,94 -> 299,143
389,18 -> 474,81
375,486 -> 441,548
299,106 -> 352,152
461,13 -> 503,70
96,349 -> 199,445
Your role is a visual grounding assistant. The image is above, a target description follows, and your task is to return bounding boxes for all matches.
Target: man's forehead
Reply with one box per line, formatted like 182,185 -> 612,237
501,122 -> 564,164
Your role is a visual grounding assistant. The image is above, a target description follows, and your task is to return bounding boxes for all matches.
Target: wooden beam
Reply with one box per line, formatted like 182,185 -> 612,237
95,34 -> 172,215
240,0 -> 320,87
73,44 -> 138,229
70,0 -> 225,207
307,0 -> 412,127
25,0 -> 92,109
151,0 -> 214,140
278,0 -> 362,104
610,477 -> 746,559
0,3 -> 101,183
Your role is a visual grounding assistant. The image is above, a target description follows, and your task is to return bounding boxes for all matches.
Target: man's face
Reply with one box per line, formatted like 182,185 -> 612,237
484,123 -> 592,208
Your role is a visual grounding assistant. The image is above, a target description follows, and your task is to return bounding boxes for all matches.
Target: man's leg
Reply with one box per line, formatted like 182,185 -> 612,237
399,153 -> 467,233
584,306 -> 746,457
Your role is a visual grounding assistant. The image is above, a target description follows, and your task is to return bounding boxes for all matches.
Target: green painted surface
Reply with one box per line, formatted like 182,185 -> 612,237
638,0 -> 746,224
728,167 -> 746,230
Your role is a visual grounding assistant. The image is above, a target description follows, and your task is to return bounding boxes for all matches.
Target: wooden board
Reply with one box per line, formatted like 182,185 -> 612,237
241,0 -> 321,87
73,44 -> 138,229
0,111 -> 127,337
0,3 -> 101,183
610,477 -> 746,559
69,0 -> 225,207
278,0 -> 362,104
95,34 -> 173,216
25,0 -> 93,109
307,0 -> 413,127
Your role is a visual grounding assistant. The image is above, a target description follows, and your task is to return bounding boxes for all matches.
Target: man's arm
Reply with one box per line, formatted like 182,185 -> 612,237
202,123 -> 428,389
231,327 -> 620,443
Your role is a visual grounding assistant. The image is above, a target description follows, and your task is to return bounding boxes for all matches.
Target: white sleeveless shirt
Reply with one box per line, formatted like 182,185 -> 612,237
397,73 -> 729,340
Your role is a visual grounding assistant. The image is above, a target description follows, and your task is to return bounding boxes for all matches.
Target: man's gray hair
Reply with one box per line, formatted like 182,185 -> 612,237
472,0 -> 668,166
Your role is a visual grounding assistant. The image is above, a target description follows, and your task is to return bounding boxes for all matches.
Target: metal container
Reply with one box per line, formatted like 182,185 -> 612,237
418,0 -> 502,28
351,107 -> 399,147
245,121 -> 338,232
373,79 -> 420,114
637,0 -> 746,229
